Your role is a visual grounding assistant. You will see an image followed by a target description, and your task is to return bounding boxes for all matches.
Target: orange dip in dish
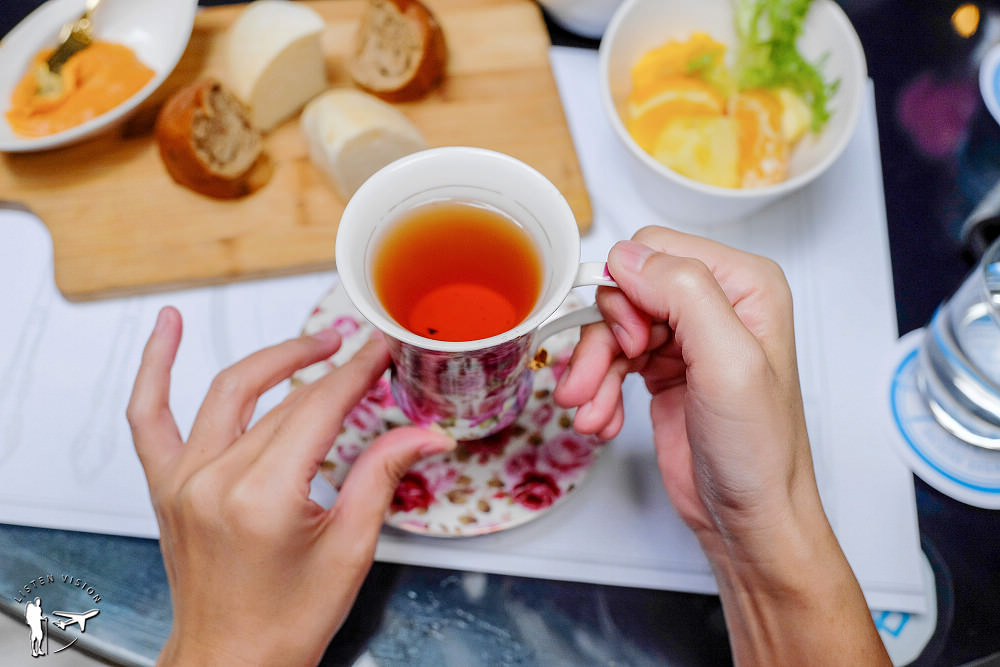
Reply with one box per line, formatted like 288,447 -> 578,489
7,41 -> 155,138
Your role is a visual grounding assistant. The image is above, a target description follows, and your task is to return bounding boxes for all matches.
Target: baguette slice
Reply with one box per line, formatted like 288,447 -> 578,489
223,0 -> 327,131
155,78 -> 272,199
350,0 -> 447,103
301,88 -> 427,200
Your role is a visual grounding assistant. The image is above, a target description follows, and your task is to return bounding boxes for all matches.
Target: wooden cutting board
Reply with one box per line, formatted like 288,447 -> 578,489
0,0 -> 592,301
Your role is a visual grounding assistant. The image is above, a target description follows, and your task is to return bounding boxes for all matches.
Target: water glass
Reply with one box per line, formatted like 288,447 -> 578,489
918,236 -> 1000,449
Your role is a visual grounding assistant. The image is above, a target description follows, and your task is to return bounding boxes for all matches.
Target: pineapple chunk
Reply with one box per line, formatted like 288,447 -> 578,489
776,88 -> 812,144
652,115 -> 740,189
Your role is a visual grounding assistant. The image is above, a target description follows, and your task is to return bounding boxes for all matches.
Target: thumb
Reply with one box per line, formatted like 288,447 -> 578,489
328,426 -> 455,545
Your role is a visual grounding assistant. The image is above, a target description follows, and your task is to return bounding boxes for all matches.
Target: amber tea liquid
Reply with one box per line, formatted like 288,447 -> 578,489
372,201 -> 543,342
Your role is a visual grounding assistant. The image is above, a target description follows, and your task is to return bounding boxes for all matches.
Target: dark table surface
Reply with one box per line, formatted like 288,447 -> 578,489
3,1 -> 1000,665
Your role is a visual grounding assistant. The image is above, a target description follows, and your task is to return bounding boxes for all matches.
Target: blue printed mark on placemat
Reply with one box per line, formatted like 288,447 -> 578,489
873,610 -> 911,637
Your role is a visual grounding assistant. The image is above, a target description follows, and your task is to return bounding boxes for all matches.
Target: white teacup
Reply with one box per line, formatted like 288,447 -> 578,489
335,147 -> 615,440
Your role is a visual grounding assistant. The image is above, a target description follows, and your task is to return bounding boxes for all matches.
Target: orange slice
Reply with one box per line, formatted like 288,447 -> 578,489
630,32 -> 727,91
731,89 -> 788,188
626,75 -> 726,153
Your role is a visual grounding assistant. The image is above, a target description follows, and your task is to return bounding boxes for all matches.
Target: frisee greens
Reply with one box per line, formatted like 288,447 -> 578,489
732,0 -> 838,131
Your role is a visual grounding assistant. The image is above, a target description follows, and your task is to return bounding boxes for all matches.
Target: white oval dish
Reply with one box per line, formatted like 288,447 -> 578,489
0,0 -> 198,153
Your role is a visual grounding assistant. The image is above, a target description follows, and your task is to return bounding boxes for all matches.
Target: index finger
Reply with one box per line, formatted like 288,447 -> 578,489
184,326 -> 343,470
126,306 -> 185,483
253,336 -> 392,484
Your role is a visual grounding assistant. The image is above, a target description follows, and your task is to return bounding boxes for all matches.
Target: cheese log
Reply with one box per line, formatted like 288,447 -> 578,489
223,0 -> 328,131
155,78 -> 272,199
300,88 -> 427,200
350,0 -> 447,103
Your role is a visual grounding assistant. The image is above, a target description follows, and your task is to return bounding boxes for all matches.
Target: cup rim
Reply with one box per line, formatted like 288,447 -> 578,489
335,146 -> 581,353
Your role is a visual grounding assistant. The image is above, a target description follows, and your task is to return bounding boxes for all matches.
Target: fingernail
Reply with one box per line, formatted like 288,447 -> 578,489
610,323 -> 633,355
554,359 -> 574,393
350,329 -> 385,350
153,309 -> 168,334
356,331 -> 390,359
311,322 -> 340,343
366,330 -> 389,348
153,306 -> 173,334
419,433 -> 457,458
611,240 -> 654,274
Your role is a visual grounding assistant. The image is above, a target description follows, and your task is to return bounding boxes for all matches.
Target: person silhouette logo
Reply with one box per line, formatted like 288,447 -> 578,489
14,573 -> 103,658
25,597 -> 47,657
22,596 -> 100,658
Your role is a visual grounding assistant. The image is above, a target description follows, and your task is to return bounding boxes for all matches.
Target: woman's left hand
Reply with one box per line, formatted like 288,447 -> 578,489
127,306 -> 454,666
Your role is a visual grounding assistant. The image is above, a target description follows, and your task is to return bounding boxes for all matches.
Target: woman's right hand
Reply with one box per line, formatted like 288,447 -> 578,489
554,226 -> 890,665
556,226 -> 813,553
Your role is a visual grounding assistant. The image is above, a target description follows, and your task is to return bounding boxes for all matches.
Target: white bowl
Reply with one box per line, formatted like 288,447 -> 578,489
598,0 -> 867,225
0,0 -> 198,153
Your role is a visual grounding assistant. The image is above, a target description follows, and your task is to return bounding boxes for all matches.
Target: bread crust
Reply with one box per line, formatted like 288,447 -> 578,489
350,0 -> 448,103
155,78 -> 272,199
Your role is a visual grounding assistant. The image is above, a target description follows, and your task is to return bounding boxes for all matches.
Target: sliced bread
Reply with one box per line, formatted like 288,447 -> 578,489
350,0 -> 447,103
155,78 -> 272,199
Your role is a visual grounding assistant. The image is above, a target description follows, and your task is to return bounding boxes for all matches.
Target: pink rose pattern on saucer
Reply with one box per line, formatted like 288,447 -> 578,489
293,284 -> 606,537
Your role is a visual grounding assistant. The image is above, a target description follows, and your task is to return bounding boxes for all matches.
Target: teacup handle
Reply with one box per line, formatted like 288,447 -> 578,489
534,261 -> 618,352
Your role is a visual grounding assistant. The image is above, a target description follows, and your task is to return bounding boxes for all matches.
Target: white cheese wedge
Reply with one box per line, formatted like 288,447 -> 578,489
223,0 -> 327,131
300,89 -> 427,200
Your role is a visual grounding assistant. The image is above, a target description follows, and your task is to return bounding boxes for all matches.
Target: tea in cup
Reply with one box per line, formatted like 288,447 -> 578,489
371,199 -> 543,342
335,147 -> 615,440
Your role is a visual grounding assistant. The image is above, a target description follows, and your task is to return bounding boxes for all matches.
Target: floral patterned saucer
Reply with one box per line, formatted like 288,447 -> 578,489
292,283 -> 606,537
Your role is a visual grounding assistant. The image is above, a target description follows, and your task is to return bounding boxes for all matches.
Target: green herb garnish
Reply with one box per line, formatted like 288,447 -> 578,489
732,0 -> 839,131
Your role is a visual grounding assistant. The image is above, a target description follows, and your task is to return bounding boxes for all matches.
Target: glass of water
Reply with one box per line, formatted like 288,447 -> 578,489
918,236 -> 1000,449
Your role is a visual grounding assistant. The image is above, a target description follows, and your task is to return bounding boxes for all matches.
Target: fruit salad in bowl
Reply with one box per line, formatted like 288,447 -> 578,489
599,0 -> 866,225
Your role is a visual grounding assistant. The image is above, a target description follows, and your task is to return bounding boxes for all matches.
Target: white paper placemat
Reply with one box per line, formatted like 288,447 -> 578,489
0,47 -> 925,614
